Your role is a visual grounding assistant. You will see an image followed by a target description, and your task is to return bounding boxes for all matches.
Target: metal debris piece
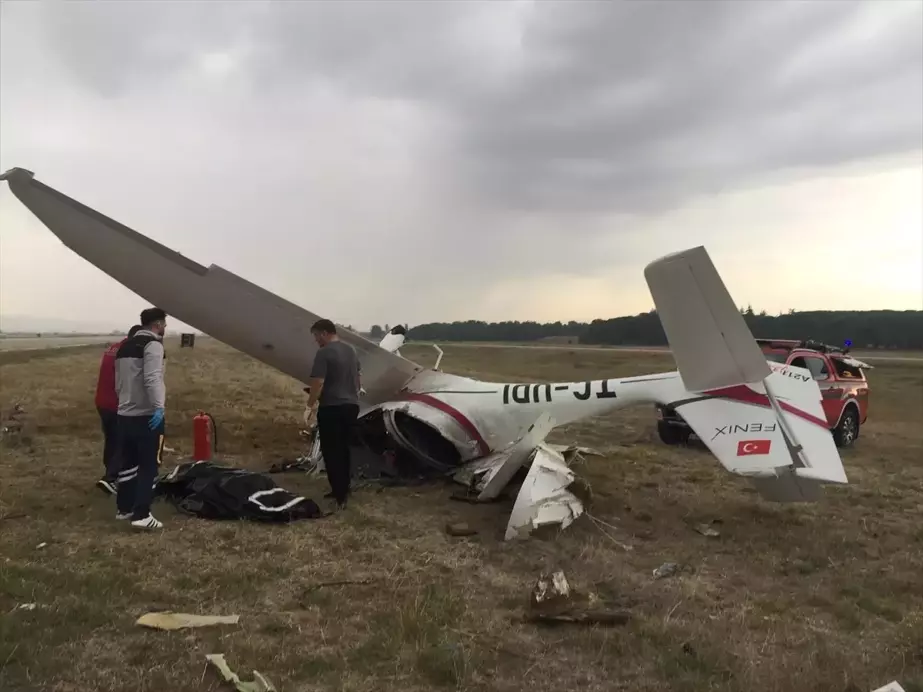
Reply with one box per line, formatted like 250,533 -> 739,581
505,445 -> 585,540
206,654 -> 276,692
531,571 -> 571,608
35,542 -> 47,550
15,603 -> 37,611
476,413 -> 556,500
454,417 -> 594,535
527,609 -> 631,626
870,683 -> 906,692
695,523 -> 720,538
445,522 -> 478,537
136,612 -> 240,630
548,443 -> 603,466
527,571 -> 630,626
653,562 -> 681,579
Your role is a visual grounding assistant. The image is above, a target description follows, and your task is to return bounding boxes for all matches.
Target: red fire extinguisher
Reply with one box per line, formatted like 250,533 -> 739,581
193,411 -> 217,461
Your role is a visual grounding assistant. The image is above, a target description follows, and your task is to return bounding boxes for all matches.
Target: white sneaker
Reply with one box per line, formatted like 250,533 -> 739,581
116,512 -> 132,520
130,515 -> 163,530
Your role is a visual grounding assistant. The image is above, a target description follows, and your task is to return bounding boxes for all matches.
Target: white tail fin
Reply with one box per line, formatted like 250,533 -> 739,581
644,246 -> 771,392
645,247 -> 848,501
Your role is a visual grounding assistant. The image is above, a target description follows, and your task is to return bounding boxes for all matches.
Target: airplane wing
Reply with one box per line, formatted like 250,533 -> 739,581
0,167 -> 423,405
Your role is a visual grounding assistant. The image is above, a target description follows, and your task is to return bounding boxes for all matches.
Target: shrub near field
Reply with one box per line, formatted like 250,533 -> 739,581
0,339 -> 921,692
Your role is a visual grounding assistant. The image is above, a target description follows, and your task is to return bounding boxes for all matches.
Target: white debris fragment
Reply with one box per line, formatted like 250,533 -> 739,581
870,683 -> 905,692
531,571 -> 571,607
652,562 -> 681,579
547,443 -> 603,465
505,444 -> 585,540
136,612 -> 240,630
462,413 -> 555,501
695,523 -> 720,538
205,653 -> 276,692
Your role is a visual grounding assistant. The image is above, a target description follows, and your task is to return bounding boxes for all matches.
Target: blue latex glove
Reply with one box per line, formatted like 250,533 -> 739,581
149,408 -> 165,430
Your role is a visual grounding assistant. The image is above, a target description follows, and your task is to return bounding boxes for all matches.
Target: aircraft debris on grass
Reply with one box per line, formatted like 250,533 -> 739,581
1,167 -> 850,539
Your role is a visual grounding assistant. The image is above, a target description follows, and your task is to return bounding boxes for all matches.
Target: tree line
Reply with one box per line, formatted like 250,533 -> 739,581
403,309 -> 923,350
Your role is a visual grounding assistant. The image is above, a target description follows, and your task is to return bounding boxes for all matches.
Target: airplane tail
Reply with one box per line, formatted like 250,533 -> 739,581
644,247 -> 848,501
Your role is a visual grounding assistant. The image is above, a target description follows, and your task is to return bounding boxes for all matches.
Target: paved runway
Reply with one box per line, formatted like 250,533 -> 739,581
0,335 -> 114,352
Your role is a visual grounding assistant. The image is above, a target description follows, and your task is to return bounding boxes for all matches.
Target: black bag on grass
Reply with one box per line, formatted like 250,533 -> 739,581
155,461 -> 322,522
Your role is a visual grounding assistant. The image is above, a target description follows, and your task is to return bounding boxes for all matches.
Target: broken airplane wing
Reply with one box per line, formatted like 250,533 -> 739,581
0,167 -> 421,405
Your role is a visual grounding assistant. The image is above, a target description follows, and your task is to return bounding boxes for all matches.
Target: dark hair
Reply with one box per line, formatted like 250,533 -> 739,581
140,308 -> 167,327
311,318 -> 336,335
128,324 -> 142,337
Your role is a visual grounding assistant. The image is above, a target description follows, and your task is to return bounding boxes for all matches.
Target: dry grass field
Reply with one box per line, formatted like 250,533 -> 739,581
0,336 -> 115,352
1,339 -> 921,692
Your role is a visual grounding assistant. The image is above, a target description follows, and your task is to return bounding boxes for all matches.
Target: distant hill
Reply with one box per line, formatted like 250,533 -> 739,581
407,309 -> 923,350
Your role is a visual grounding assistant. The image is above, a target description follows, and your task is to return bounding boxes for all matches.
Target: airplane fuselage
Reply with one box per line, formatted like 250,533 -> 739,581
361,368 -> 686,469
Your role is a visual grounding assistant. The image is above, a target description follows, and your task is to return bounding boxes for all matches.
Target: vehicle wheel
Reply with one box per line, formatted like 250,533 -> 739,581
833,407 -> 859,448
657,420 -> 689,446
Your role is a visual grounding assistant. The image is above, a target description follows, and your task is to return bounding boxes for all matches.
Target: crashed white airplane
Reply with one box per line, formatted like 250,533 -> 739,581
1,167 -> 849,539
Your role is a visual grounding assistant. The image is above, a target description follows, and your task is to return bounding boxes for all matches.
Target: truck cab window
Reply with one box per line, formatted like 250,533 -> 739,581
789,355 -> 830,380
802,356 -> 830,380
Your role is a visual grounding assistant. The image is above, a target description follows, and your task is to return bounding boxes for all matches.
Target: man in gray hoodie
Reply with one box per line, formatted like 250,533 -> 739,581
114,307 -> 168,529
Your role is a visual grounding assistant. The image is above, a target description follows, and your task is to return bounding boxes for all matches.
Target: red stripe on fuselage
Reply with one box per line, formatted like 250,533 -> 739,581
704,384 -> 829,429
400,392 -> 491,456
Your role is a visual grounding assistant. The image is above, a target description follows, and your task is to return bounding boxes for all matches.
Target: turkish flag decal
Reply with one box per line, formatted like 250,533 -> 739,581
737,439 -> 771,456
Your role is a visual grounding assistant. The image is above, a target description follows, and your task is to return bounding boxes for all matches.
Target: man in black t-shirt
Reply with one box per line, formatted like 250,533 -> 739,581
305,319 -> 361,509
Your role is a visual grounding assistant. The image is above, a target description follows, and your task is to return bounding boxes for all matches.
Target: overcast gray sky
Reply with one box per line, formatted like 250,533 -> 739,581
1,0 -> 921,332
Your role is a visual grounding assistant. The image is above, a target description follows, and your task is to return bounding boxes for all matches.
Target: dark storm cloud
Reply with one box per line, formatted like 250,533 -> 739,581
448,0 -> 923,213
7,0 -> 923,217
236,0 -> 923,214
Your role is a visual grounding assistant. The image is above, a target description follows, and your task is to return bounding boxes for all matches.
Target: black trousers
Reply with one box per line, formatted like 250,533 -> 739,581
317,404 -> 359,503
116,415 -> 165,520
97,407 -> 120,481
